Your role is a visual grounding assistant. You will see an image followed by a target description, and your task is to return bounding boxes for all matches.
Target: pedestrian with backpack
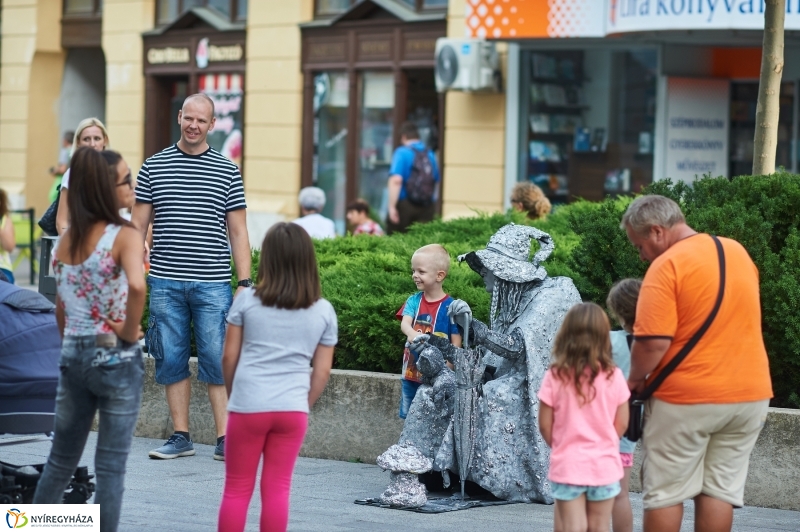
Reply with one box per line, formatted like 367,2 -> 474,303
386,121 -> 440,234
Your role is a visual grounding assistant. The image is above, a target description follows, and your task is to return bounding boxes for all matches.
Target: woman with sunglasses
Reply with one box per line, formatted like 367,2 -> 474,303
33,147 -> 145,532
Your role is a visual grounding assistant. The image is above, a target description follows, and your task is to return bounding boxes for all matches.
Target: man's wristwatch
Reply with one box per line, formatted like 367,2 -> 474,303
237,278 -> 253,288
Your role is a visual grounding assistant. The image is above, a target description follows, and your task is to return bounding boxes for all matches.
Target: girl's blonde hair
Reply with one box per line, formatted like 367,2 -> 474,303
510,182 -> 552,220
606,278 -> 642,329
72,117 -> 110,153
551,302 -> 615,405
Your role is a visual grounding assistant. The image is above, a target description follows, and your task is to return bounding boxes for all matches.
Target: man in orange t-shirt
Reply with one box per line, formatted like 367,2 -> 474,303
621,195 -> 772,532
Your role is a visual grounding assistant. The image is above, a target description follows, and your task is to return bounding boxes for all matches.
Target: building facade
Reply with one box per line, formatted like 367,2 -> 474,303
469,0 -> 800,204
6,0 -> 787,235
0,0 -> 504,241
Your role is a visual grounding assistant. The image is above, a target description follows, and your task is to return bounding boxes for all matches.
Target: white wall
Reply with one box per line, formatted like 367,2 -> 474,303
59,48 -> 107,141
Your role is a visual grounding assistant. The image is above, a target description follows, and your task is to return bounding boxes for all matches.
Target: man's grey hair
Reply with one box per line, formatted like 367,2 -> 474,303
183,93 -> 215,117
620,195 -> 685,234
299,187 -> 327,212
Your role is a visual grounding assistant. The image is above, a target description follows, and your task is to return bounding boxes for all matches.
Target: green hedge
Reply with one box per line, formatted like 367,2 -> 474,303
142,174 -> 800,407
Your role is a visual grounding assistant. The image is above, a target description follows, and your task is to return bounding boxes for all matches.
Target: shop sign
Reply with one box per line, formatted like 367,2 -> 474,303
662,77 -> 730,184
465,0 -> 800,38
609,0 -> 800,33
147,47 -> 190,64
196,38 -> 244,69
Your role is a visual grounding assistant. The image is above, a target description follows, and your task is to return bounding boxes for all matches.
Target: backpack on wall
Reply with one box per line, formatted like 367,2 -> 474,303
405,148 -> 436,206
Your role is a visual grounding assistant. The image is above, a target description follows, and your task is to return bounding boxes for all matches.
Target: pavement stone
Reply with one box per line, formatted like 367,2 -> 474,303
2,433 -> 799,531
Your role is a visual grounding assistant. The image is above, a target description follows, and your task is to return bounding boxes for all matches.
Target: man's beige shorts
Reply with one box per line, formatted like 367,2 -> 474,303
641,398 -> 769,510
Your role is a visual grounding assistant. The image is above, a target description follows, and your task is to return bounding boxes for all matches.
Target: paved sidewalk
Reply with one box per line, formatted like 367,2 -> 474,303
2,434 -> 799,531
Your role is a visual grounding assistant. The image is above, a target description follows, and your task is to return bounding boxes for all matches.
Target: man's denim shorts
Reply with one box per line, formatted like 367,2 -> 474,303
145,276 -> 232,386
550,481 -> 621,502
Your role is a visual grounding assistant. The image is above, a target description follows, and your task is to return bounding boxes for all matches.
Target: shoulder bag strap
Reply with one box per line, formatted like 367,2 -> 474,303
638,234 -> 726,400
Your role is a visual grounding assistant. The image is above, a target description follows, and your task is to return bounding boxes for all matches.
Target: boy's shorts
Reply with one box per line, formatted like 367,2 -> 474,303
550,481 -> 621,502
399,379 -> 421,419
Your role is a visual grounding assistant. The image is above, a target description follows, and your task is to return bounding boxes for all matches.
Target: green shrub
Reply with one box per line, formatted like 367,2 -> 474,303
568,174 -> 800,408
140,174 -> 800,407
314,209 -> 579,373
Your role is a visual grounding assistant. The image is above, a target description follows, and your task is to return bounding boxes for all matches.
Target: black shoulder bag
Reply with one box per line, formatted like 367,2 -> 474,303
38,187 -> 60,236
625,235 -> 726,442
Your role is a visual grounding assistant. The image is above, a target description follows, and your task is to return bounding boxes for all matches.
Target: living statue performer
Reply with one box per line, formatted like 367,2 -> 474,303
387,223 -> 581,505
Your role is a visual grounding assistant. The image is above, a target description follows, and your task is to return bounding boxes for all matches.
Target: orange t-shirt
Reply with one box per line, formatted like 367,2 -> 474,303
633,234 -> 773,404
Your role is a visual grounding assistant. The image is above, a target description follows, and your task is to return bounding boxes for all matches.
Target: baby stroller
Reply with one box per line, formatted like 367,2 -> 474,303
0,281 -> 95,504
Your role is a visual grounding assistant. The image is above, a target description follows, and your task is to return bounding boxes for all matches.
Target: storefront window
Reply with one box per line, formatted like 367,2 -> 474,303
359,72 -> 395,223
315,0 -> 443,16
730,82 -> 794,176
236,0 -> 247,20
64,0 -> 100,15
157,0 -> 179,25
156,0 -> 244,24
400,0 -> 448,8
207,0 -> 229,17
522,47 -> 657,202
313,73 -> 350,234
316,0 -> 355,16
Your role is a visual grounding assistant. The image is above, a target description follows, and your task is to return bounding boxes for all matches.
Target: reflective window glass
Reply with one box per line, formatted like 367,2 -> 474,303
157,0 -> 179,24
64,0 -> 95,14
236,0 -> 248,20
316,0 -> 352,15
523,48 -> 658,202
358,72 -> 395,223
313,72 -> 350,234
208,0 -> 230,16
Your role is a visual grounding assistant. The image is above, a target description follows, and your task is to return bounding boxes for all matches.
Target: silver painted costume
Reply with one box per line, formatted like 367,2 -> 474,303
387,224 -> 581,504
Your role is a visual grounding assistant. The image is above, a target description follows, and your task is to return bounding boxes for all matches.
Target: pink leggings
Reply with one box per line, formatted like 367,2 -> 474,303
218,411 -> 308,532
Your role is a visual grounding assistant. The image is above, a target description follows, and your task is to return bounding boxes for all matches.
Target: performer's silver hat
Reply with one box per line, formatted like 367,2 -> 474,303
458,223 -> 554,283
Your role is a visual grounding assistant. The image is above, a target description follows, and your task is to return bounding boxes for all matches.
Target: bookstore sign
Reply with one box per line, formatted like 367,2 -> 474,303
662,77 -> 730,184
609,0 -> 800,33
466,0 -> 800,39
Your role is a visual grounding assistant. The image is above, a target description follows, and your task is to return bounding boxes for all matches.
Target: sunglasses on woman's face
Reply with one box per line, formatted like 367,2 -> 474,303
116,173 -> 133,189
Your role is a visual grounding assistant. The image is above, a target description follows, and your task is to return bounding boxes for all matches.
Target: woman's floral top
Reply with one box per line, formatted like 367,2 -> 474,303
53,224 -> 128,336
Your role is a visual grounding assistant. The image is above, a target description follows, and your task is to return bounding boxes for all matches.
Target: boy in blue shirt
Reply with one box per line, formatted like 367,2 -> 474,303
396,244 -> 461,419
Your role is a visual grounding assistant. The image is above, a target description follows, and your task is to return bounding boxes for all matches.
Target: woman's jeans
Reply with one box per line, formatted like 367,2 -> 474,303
33,335 -> 144,532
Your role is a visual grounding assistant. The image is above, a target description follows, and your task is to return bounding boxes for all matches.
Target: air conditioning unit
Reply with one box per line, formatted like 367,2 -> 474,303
435,38 -> 500,93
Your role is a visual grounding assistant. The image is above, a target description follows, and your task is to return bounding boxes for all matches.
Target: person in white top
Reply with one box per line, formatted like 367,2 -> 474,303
56,118 -> 110,235
292,186 -> 336,239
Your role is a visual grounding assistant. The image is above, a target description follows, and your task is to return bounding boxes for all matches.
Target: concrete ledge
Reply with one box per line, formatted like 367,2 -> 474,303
130,358 -> 800,511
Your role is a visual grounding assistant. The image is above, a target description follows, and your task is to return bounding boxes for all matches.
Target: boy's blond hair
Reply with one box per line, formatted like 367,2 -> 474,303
412,244 -> 450,274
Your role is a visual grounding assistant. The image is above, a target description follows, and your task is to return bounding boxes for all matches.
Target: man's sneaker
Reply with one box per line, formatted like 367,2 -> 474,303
148,434 -> 195,459
213,438 -> 224,461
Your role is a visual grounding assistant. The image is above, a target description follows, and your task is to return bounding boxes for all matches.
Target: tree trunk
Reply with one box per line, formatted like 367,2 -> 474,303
753,0 -> 786,176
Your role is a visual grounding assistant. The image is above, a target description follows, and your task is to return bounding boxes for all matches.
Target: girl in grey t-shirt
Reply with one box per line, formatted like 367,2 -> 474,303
218,222 -> 337,532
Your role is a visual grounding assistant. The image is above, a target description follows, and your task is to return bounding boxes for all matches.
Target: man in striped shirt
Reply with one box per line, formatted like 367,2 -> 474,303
132,93 -> 251,462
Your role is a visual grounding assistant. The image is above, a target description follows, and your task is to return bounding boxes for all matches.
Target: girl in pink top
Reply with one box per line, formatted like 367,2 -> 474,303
538,303 -> 630,532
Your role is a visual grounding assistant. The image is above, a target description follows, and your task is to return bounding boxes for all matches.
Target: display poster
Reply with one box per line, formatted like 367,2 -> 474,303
466,0 -> 800,38
200,73 -> 244,168
663,77 -> 730,184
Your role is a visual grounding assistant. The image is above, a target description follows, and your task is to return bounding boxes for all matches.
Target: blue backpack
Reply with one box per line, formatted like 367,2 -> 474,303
405,147 -> 436,206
